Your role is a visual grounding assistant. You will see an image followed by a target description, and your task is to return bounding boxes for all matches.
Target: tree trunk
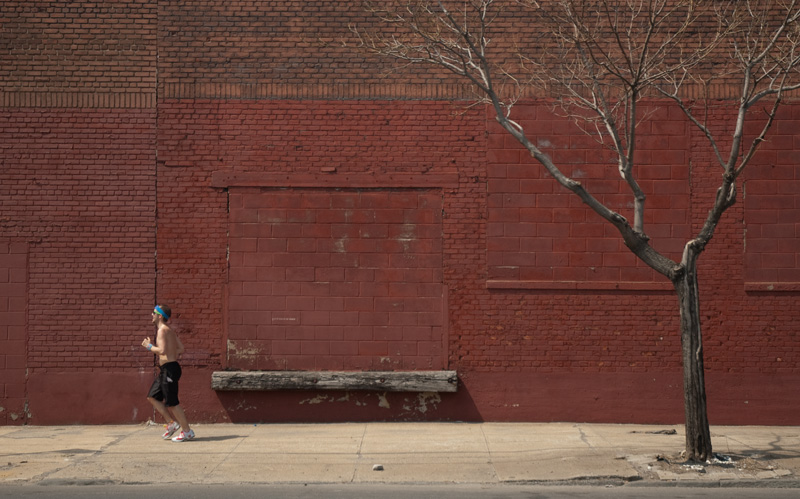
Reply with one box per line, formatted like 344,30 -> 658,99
674,243 -> 713,462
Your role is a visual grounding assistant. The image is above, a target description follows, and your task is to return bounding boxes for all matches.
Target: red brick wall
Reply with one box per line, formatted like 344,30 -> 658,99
487,103 -> 690,288
156,1 -> 461,92
154,100 -> 482,376
0,109 -> 157,371
0,0 -> 157,107
2,1 -> 799,425
469,100 -> 800,378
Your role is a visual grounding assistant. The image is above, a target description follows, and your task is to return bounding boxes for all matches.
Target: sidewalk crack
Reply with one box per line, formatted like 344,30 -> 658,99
33,426 -> 146,484
350,424 -> 368,483
576,424 -> 593,448
480,424 -> 499,482
203,424 -> 258,480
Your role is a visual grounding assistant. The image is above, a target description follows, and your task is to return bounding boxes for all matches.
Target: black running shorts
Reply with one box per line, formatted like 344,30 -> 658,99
147,361 -> 182,407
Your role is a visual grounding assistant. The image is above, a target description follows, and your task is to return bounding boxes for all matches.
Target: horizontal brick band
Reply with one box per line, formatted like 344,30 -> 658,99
162,82 -> 476,101
0,91 -> 155,109
744,282 -> 800,292
211,172 -> 460,188
0,83 -> 766,109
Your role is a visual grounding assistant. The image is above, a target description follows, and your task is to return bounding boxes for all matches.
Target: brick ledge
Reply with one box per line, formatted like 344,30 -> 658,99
487,280 -> 674,291
744,282 -> 800,292
211,171 -> 460,188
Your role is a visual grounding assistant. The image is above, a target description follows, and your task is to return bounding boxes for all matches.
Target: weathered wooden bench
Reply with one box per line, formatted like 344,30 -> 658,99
211,370 -> 458,393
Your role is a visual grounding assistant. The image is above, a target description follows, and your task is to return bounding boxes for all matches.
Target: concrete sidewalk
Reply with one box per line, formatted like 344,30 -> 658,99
1,423 -> 799,487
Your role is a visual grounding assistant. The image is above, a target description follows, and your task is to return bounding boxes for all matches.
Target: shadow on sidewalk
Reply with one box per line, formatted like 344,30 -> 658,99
189,435 -> 243,442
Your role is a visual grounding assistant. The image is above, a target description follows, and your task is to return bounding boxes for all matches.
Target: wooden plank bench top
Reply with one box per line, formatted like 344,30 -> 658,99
211,370 -> 458,393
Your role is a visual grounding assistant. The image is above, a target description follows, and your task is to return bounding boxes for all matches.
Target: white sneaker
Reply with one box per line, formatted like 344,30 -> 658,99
161,421 -> 180,440
172,429 -> 195,442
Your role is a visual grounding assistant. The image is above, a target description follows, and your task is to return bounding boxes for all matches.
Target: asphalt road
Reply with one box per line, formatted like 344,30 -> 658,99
1,484 -> 799,499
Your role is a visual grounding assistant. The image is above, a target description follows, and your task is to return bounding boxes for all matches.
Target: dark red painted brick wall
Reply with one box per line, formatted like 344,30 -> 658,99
1,1 -> 799,425
154,100 -> 481,376
0,242 -> 27,425
745,105 -> 800,287
487,103 -> 690,287
0,109 -> 157,425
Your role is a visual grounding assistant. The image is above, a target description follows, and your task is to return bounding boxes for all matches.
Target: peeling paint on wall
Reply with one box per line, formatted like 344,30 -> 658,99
402,392 -> 441,415
298,392 -> 396,409
299,393 -> 368,406
227,340 -> 260,357
231,398 -> 258,412
299,394 -> 331,405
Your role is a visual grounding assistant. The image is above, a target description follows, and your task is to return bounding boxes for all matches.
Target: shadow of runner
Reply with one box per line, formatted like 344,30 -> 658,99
186,435 -> 243,442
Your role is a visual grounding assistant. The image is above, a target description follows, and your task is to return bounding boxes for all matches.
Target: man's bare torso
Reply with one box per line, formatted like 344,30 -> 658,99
156,324 -> 182,365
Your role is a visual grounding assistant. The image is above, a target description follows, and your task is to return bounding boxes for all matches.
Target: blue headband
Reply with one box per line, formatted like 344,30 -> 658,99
154,305 -> 170,320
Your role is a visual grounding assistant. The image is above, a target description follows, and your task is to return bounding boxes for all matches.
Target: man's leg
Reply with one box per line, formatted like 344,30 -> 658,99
147,396 -> 174,424
167,404 -> 191,432
162,363 -> 190,435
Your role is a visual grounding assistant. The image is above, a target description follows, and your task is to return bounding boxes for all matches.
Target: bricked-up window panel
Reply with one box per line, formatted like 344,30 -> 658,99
744,181 -> 800,286
0,242 -> 26,425
744,109 -> 800,289
227,188 -> 445,371
487,104 -> 691,290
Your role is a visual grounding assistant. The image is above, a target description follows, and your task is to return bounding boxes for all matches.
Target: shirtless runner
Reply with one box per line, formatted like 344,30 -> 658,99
142,304 -> 195,442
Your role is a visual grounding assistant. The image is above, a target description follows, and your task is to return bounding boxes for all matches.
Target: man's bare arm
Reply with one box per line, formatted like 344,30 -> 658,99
142,326 -> 168,355
176,334 -> 185,355
141,335 -> 164,355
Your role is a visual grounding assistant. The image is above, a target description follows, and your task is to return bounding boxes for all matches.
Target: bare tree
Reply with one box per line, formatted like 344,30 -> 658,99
353,0 -> 800,461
